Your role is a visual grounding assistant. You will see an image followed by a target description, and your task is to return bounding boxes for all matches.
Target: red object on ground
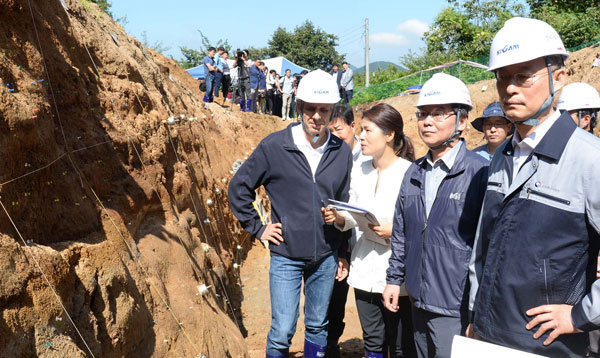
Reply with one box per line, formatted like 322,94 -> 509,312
227,92 -> 232,99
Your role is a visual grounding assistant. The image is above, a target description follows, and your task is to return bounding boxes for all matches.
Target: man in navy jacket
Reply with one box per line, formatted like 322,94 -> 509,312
383,73 -> 488,358
229,69 -> 352,358
467,17 -> 600,358
249,57 -> 262,113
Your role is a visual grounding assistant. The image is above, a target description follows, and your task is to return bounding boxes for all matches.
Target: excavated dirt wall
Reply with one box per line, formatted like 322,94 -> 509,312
0,0 -> 284,357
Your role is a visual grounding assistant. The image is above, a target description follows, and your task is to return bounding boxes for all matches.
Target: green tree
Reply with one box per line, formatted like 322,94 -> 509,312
177,31 -> 231,69
527,0 -> 600,48
140,31 -> 171,55
267,21 -> 344,71
91,0 -> 112,16
401,0 -> 524,71
246,46 -> 271,60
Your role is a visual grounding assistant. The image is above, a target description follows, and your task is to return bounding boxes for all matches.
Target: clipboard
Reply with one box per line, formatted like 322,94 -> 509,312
327,199 -> 380,226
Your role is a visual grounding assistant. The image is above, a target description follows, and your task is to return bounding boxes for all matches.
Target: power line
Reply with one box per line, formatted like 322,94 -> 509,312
337,23 -> 363,37
337,26 -> 364,40
337,34 -> 364,48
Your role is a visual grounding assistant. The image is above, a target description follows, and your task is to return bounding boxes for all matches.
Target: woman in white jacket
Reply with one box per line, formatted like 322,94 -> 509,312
323,103 -> 416,358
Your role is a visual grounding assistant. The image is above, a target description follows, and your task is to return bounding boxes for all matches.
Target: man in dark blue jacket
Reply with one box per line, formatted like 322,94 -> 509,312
249,57 -> 262,113
383,73 -> 488,358
467,17 -> 600,358
229,69 -> 352,358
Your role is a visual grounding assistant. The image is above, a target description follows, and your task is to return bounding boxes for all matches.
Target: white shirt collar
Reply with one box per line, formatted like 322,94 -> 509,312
291,123 -> 330,154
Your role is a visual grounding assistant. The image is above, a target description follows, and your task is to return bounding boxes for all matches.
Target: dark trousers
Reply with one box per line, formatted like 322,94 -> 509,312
251,88 -> 258,112
221,74 -> 231,99
411,305 -> 466,358
344,90 -> 353,104
290,96 -> 297,119
327,277 -> 350,348
266,89 -> 275,114
213,72 -> 223,97
273,93 -> 282,117
238,78 -> 250,102
355,289 -> 416,357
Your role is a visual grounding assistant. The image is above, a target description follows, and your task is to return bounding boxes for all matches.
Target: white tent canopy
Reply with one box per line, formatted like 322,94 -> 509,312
261,56 -> 309,75
186,56 -> 308,80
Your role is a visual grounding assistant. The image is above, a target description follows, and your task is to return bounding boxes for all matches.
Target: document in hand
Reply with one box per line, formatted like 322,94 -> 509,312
327,199 -> 380,226
451,336 -> 548,358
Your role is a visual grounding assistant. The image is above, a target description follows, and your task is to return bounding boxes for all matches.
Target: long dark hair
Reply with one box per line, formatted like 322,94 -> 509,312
362,103 -> 414,161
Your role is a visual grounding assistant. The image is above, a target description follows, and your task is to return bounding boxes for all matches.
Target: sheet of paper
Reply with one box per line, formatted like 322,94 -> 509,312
451,336 -> 548,358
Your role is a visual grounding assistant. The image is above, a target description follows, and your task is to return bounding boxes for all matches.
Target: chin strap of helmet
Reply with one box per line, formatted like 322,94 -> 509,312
428,106 -> 463,150
515,57 -> 557,127
298,100 -> 335,144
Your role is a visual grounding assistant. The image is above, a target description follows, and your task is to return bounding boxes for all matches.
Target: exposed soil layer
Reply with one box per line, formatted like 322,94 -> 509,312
0,0 -> 284,356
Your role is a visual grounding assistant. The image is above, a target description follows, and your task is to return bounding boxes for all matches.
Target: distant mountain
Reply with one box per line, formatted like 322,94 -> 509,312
354,61 -> 406,74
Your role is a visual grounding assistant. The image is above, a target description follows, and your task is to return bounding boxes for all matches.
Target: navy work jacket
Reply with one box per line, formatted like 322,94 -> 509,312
228,123 -> 353,262
470,111 -> 600,357
387,142 -> 488,317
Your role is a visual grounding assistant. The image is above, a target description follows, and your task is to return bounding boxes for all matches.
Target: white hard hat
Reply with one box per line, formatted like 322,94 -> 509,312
488,17 -> 569,72
557,82 -> 600,111
416,73 -> 473,110
295,69 -> 340,104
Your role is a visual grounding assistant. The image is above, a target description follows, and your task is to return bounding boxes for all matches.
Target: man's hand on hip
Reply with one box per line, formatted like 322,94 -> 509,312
526,304 -> 582,346
260,223 -> 284,245
336,258 -> 349,281
382,284 -> 401,312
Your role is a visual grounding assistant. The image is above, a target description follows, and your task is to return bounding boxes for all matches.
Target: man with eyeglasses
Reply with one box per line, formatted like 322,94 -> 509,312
471,101 -> 513,161
383,72 -> 488,358
467,17 -> 600,357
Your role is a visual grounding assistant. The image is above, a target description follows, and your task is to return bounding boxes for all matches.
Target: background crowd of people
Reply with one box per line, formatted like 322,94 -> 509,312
201,48 -> 354,120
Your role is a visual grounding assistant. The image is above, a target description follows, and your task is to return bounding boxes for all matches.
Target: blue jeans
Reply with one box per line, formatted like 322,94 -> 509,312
213,71 -> 223,97
266,253 -> 338,356
205,72 -> 215,97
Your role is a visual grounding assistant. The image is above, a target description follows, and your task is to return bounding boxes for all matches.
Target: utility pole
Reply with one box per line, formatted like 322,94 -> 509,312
365,18 -> 370,88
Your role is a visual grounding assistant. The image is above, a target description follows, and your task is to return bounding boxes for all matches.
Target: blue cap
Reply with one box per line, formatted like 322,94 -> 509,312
471,101 -> 507,132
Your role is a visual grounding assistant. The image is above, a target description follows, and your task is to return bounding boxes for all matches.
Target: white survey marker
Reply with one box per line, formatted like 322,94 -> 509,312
451,336 -> 548,358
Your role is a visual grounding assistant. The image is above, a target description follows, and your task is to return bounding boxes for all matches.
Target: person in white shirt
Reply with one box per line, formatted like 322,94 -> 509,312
322,103 -> 416,358
325,103 -> 368,357
280,69 -> 295,121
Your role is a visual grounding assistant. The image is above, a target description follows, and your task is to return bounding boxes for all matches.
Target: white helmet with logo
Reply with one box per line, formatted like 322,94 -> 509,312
557,82 -> 600,111
295,69 -> 340,104
416,73 -> 473,110
488,17 -> 569,72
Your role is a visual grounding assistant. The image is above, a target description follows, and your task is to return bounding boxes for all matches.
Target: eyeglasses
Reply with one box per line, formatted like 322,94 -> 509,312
482,121 -> 509,130
495,69 -> 550,88
415,111 -> 455,122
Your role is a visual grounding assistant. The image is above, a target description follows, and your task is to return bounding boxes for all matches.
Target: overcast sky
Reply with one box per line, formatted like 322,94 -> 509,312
111,0 -> 451,67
